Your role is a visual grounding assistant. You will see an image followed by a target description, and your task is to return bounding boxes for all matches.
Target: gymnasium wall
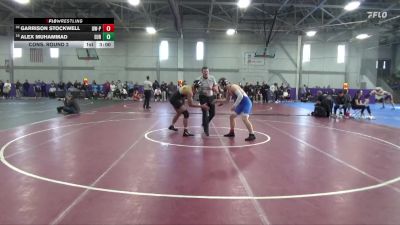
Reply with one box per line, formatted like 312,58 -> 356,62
0,30 -> 393,89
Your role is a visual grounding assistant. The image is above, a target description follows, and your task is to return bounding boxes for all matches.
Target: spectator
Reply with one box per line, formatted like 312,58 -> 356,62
110,81 -> 116,99
261,82 -> 270,103
121,88 -> 128,99
160,81 -> 167,101
311,91 -> 332,117
48,82 -> 57,98
351,90 -> 374,119
92,81 -> 99,99
57,81 -> 65,91
152,80 -> 160,91
332,90 -> 348,118
127,81 -> 134,97
23,80 -> 30,97
0,80 -> 3,98
41,80 -> 47,97
66,81 -> 73,90
271,83 -> 279,103
167,81 -> 177,99
15,80 -> 22,99
154,88 -> 162,101
133,90 -> 141,101
57,92 -> 80,115
3,80 -> 11,99
34,80 -> 42,99
103,81 -> 110,99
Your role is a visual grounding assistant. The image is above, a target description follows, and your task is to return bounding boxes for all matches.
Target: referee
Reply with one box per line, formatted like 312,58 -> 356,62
143,76 -> 153,109
197,66 -> 219,136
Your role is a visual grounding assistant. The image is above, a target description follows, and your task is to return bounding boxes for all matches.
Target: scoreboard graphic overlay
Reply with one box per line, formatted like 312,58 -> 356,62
14,18 -> 114,48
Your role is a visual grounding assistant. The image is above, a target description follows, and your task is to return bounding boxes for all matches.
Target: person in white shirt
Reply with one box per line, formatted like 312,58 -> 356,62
143,76 -> 153,109
3,80 -> 11,99
109,81 -> 116,99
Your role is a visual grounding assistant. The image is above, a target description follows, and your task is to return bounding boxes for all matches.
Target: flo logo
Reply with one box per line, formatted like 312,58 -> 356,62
367,11 -> 388,19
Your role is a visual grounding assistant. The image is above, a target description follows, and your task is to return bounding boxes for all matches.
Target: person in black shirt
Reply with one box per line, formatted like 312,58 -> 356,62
351,90 -> 374,119
333,90 -> 348,117
312,91 -> 333,117
261,82 -> 269,103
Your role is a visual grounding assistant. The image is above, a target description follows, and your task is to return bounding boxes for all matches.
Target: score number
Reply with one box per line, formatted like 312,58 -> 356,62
102,24 -> 114,32
102,24 -> 115,41
102,32 -> 115,41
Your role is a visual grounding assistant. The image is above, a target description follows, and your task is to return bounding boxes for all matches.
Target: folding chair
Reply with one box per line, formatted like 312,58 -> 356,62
351,107 -> 363,119
333,104 -> 345,118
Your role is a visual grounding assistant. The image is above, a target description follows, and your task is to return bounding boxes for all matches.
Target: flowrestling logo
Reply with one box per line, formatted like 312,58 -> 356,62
367,11 -> 388,19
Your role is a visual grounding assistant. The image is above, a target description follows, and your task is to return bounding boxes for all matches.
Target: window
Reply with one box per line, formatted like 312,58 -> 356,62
196,41 -> 204,61
50,48 -> 59,58
159,40 -> 169,61
337,44 -> 345,64
302,44 -> 310,63
383,61 -> 386,69
13,48 -> 22,58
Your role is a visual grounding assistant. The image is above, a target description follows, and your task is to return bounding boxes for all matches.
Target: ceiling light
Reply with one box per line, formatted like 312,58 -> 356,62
306,30 -> 317,37
14,0 -> 30,4
237,0 -> 250,9
128,0 -> 140,6
356,34 -> 370,40
344,1 -> 360,11
226,29 -> 236,36
146,27 -> 156,34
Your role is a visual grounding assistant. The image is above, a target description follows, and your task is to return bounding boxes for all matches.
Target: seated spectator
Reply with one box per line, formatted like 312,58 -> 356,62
282,89 -> 291,101
332,90 -> 348,118
48,83 -> 57,98
113,88 -> 121,99
351,90 -> 374,119
121,88 -> 128,99
133,90 -> 142,101
57,92 -> 80,115
154,88 -> 162,101
300,87 -> 311,102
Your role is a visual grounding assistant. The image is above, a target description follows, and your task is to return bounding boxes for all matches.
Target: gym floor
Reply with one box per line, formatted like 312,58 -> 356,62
1,99 -> 400,224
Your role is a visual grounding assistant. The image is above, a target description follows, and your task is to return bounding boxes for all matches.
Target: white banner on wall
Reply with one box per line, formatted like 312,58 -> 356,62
244,52 -> 265,65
